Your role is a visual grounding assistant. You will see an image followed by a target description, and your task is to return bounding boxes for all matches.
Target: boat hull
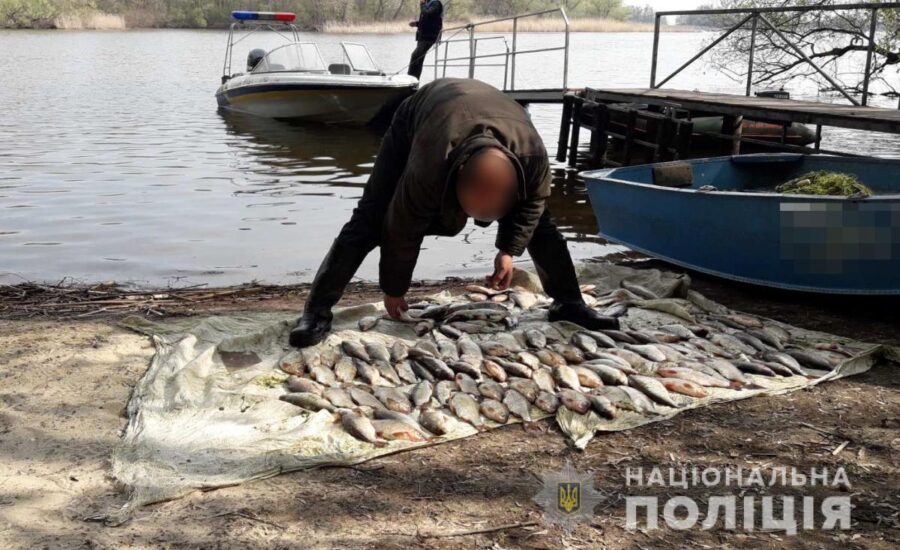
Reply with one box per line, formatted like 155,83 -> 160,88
216,78 -> 416,125
583,154 -> 900,295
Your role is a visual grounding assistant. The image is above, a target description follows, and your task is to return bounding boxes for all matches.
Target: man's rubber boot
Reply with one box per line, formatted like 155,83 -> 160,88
548,301 -> 620,331
289,239 -> 372,349
289,310 -> 333,348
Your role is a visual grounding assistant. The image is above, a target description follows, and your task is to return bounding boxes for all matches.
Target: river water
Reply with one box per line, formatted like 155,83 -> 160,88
1,29 -> 898,287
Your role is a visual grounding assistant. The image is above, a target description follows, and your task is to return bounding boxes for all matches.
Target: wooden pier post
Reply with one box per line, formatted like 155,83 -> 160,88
589,103 -> 609,166
556,95 -> 573,163
722,115 -> 744,155
568,98 -> 583,167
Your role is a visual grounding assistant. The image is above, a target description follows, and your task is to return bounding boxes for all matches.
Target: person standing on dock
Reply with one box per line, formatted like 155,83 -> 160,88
407,0 -> 443,79
289,78 -> 619,348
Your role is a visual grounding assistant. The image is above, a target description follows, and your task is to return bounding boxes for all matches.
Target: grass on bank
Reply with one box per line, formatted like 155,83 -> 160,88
53,12 -> 125,30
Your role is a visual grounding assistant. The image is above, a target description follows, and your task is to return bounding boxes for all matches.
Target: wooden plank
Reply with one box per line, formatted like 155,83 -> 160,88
584,88 -> 900,134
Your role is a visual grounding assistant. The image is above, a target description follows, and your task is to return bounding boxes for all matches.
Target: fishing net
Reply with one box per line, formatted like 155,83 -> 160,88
106,263 -> 896,523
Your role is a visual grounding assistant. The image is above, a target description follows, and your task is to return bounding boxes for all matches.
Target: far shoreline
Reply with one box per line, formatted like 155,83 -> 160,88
1,14 -> 700,33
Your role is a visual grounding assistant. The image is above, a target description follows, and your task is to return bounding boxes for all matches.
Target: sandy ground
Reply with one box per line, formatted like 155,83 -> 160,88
0,271 -> 898,549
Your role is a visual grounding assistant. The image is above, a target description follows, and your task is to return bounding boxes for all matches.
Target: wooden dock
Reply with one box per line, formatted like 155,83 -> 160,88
587,89 -> 900,134
553,88 -> 900,168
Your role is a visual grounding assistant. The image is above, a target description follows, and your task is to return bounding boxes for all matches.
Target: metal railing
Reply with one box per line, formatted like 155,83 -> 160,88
426,8 -> 571,91
650,2 -> 900,107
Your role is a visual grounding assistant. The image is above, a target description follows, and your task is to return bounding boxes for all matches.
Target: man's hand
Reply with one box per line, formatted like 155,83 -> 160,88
384,294 -> 409,319
486,252 -> 514,291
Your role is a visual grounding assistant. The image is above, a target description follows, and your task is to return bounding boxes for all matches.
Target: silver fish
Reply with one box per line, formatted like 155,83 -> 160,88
455,372 -> 480,396
532,367 -> 557,393
478,380 -> 505,401
414,320 -> 434,336
534,390 -> 560,413
410,360 -> 436,382
411,380 -> 434,408
503,389 -> 533,422
349,386 -> 386,409
583,330 -> 618,349
310,364 -> 339,387
658,324 -> 696,340
524,328 -> 547,349
438,340 -> 460,362
572,366 -> 604,389
508,377 -> 539,402
395,360 -> 419,384
450,393 -> 484,429
628,375 -> 679,408
480,399 -> 510,423
551,343 -> 585,364
419,409 -> 453,435
701,357 -> 749,385
372,419 -> 427,442
323,387 -> 355,409
553,365 -> 583,391
333,357 -> 358,384
280,392 -> 335,412
579,362 -> 628,385
438,324 -> 463,339
286,376 -> 323,395
416,356 -> 455,380
709,333 -> 757,356
732,332 -> 772,353
516,351 -> 541,370
279,351 -> 306,376
434,380 -> 456,404
784,349 -> 833,371
510,289 -> 540,309
535,349 -> 566,367
374,361 -> 401,386
622,279 -> 658,299
374,387 -> 413,413
467,292 -> 489,302
598,386 -> 657,415
339,409 -> 382,445
657,366 -> 732,388
570,332 -> 599,354
300,348 -> 322,370
358,316 -> 379,332
482,359 -> 508,382
733,360 -> 778,377
748,328 -> 784,350
492,357 -> 533,378
624,344 -> 667,362
600,330 -> 640,345
480,340 -> 513,358
589,394 -> 617,419
558,389 -> 591,414
353,358 -> 381,386
364,341 -> 391,363
390,340 -> 410,362
341,340 -> 370,362
457,336 -> 482,359
373,409 -> 429,436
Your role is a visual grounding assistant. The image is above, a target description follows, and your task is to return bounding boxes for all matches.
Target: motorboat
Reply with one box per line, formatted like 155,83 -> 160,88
583,154 -> 900,295
215,11 -> 418,125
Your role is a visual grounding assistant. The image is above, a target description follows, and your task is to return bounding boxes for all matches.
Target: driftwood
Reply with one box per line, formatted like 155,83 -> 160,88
0,280 -> 310,320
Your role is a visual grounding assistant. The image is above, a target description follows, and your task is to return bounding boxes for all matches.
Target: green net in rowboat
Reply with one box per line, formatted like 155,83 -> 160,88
776,171 -> 873,197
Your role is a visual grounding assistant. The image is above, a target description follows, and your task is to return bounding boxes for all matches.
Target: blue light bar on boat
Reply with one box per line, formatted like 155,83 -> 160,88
231,11 -> 296,22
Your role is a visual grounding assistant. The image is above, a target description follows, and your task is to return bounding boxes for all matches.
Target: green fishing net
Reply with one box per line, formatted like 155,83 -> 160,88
776,171 -> 873,197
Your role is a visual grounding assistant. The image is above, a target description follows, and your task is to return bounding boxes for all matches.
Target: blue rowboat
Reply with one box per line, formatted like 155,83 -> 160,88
582,154 -> 900,295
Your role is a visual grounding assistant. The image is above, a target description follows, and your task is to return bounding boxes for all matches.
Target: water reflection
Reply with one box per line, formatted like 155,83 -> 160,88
220,112 -> 383,191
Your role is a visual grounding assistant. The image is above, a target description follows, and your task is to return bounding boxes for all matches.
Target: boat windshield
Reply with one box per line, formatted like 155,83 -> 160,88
341,42 -> 379,73
252,43 -> 327,73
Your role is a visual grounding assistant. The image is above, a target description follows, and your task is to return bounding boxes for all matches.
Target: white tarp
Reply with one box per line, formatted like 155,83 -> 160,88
108,264 -> 895,523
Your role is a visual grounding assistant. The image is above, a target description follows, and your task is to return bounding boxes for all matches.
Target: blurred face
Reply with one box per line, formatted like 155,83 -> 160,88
456,149 -> 517,222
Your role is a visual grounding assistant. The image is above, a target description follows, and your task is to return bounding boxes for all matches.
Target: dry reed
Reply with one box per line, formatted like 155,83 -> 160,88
54,12 -> 126,30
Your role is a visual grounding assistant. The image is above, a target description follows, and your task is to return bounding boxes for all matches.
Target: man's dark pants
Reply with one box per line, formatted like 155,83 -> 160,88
303,121 -> 583,317
407,40 -> 435,80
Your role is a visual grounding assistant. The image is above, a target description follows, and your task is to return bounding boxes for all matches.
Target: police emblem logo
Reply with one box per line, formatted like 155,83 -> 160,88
534,462 -> 603,526
558,482 -> 580,514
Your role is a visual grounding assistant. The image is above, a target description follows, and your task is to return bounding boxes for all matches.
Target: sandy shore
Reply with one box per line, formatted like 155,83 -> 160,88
0,272 -> 898,548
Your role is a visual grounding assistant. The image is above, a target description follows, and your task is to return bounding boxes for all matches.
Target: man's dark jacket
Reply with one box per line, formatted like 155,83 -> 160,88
415,0 -> 443,42
377,78 -> 551,297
